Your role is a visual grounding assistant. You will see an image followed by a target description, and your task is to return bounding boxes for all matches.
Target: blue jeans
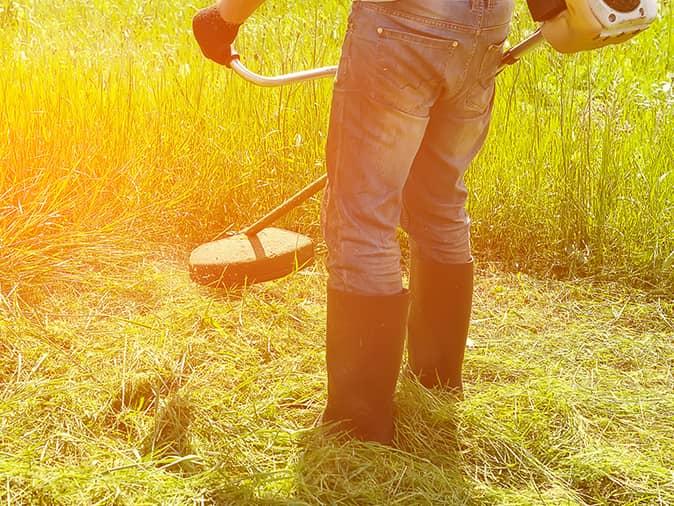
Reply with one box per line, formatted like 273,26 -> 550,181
322,0 -> 514,295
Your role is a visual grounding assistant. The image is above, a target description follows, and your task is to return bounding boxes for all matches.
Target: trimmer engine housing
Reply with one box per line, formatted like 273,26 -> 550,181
589,0 -> 658,38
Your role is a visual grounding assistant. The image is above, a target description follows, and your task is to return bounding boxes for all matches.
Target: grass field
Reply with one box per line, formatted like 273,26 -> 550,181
1,0 -> 673,504
2,261 -> 673,504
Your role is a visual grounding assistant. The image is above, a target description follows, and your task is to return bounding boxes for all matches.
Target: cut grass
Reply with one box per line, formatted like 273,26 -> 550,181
1,257 -> 672,504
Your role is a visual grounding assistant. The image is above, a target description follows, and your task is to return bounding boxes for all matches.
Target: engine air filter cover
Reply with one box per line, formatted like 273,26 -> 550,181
590,0 -> 658,38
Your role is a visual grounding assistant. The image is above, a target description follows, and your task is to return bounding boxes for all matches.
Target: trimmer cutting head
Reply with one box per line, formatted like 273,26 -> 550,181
189,228 -> 314,288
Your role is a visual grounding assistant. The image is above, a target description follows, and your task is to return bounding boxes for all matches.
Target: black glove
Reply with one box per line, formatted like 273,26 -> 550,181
192,5 -> 241,67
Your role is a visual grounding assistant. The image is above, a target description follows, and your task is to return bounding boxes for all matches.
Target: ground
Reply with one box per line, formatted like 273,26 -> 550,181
1,255 -> 672,505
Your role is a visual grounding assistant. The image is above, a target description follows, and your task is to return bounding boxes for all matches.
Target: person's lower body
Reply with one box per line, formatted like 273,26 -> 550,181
320,0 -> 513,443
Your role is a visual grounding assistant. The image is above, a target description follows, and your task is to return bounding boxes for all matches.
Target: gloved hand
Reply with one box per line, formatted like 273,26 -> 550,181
193,5 -> 241,66
541,0 -> 638,53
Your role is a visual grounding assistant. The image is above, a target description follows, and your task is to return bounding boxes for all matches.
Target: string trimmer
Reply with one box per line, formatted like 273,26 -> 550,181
189,0 -> 657,288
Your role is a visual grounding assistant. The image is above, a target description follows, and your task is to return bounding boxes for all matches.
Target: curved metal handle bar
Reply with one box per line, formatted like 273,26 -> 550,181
231,58 -> 338,86
230,29 -> 543,87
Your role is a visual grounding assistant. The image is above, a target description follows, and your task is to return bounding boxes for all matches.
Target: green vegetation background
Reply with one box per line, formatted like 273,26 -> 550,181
0,0 -> 672,296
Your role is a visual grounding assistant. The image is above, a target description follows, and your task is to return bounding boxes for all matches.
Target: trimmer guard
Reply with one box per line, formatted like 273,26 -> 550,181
189,228 -> 314,287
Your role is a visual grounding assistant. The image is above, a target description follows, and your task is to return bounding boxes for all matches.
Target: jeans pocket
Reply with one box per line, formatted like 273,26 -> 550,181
465,39 -> 506,115
373,27 -> 458,117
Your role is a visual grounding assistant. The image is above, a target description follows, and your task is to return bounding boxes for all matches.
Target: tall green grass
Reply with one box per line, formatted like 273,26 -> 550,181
0,0 -> 672,297
475,5 -> 674,288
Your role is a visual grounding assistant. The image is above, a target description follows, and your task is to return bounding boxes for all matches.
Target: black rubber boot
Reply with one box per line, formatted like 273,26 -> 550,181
407,251 -> 474,393
322,288 -> 409,444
